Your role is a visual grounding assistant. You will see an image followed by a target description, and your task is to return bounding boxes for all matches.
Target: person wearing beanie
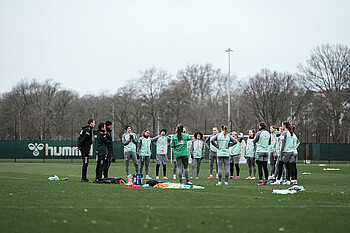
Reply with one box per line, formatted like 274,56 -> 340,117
95,123 -> 109,181
104,120 -> 113,178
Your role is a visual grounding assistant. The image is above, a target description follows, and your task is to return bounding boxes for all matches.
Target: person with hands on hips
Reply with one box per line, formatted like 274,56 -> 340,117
152,129 -> 171,180
170,124 -> 193,185
210,125 -> 237,186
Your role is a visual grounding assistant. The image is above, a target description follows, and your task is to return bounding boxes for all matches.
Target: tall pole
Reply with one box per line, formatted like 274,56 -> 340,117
226,48 -> 233,130
112,104 -> 115,140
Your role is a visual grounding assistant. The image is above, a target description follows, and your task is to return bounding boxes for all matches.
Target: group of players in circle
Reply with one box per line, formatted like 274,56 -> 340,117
77,119 -> 299,186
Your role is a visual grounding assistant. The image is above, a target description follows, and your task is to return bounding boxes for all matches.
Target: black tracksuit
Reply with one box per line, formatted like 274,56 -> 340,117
96,130 -> 109,181
104,128 -> 113,177
77,125 -> 93,180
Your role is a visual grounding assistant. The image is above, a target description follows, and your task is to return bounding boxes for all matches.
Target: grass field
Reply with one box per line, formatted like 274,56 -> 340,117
0,161 -> 350,233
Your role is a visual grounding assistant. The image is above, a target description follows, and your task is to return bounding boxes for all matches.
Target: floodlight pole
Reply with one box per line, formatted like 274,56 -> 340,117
226,48 -> 233,130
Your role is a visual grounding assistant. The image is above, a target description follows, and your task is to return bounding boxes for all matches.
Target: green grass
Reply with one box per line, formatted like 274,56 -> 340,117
0,162 -> 350,233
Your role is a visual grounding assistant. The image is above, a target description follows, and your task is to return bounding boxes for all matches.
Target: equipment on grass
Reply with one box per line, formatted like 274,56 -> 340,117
323,168 -> 340,171
132,174 -> 144,185
154,183 -> 171,188
48,175 -> 68,181
93,177 -> 126,184
272,189 -> 297,195
288,185 -> 305,191
146,180 -> 158,187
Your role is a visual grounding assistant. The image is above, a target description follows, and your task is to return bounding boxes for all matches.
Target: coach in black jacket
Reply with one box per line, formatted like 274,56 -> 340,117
77,119 -> 95,182
104,120 -> 113,178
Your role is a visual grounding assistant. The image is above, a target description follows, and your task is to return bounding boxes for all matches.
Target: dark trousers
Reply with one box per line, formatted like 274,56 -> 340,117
103,153 -> 112,178
277,161 -> 293,181
269,153 -> 277,176
156,164 -> 167,177
96,155 -> 108,180
230,163 -> 240,177
292,162 -> 298,180
81,147 -> 90,180
256,160 -> 269,181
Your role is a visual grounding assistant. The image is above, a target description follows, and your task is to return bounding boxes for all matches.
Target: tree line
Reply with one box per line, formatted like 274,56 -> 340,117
1,44 -> 349,143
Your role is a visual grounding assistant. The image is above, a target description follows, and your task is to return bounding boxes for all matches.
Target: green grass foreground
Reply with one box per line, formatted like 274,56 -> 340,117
0,162 -> 349,233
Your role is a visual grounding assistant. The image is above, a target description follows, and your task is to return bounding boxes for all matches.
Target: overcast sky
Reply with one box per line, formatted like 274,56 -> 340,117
0,0 -> 349,96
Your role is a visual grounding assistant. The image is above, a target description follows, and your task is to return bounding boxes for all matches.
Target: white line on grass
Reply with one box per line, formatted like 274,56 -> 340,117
2,205 -> 350,209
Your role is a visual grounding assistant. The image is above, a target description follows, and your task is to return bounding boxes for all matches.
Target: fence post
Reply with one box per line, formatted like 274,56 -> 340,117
43,144 -> 46,163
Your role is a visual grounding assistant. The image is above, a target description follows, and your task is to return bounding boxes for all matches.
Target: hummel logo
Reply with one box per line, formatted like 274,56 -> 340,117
28,143 -> 44,156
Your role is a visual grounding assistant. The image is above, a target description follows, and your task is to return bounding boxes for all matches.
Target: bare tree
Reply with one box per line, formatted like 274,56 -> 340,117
158,80 -> 191,133
297,44 -> 350,142
243,69 -> 303,127
177,64 -> 226,132
0,79 -> 78,140
135,68 -> 171,135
